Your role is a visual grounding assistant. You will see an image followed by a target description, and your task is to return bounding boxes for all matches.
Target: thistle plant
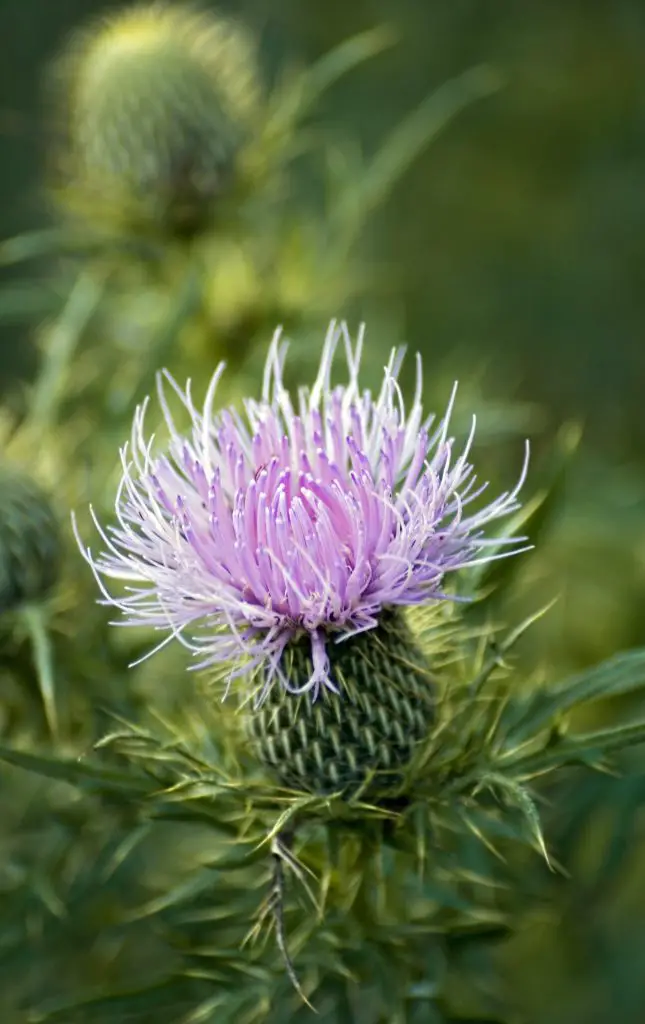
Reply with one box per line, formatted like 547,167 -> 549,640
2,8 -> 645,1022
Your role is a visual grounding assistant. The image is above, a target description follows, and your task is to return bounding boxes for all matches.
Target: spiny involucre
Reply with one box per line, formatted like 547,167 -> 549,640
75,321 -> 529,705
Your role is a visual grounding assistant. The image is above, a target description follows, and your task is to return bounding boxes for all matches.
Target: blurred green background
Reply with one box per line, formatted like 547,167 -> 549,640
3,0 -> 645,450
2,2 -> 645,1022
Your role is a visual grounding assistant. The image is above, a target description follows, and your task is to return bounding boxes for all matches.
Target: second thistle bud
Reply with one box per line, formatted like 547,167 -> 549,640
248,610 -> 434,799
51,3 -> 261,237
0,468 -> 61,613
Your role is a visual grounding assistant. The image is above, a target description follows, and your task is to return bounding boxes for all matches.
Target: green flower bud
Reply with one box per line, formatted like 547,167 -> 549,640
0,468 -> 61,613
249,610 -> 434,799
51,3 -> 261,237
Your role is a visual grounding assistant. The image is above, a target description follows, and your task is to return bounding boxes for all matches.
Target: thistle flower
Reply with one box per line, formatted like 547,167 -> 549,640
78,320 -> 529,691
51,3 -> 260,237
77,321 -> 528,792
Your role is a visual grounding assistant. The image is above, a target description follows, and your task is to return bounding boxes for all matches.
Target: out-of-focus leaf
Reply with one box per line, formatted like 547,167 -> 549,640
27,976 -> 201,1023
502,647 -> 645,744
21,604 -> 58,739
28,267 -> 107,429
442,1017 -> 510,1023
463,420 -> 582,610
296,25 -> 396,111
0,229 -> 87,266
331,64 -> 503,248
509,720 -> 645,777
0,282 -> 61,322
0,228 -> 162,266
122,871 -> 236,924
268,25 -> 396,137
552,772 -> 645,895
0,744 -> 152,796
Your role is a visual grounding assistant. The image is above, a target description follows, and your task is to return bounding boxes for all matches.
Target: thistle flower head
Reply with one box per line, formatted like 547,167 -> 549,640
77,321 -> 528,704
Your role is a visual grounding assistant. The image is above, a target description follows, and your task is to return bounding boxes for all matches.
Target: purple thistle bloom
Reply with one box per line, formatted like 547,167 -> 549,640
76,321 -> 529,702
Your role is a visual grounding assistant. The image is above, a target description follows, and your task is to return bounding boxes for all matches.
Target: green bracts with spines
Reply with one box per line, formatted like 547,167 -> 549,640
249,609 -> 434,797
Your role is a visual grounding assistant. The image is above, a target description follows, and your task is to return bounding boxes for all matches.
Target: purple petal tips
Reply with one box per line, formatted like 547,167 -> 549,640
75,320 -> 529,700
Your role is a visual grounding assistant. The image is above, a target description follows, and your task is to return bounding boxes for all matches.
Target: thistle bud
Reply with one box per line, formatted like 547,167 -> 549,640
249,610 -> 434,798
51,3 -> 261,237
0,469 -> 61,613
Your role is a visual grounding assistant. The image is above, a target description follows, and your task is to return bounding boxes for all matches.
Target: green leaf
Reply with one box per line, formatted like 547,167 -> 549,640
508,719 -> 645,777
406,1000 -> 446,1024
21,604 -> 58,740
121,871 -> 222,923
0,227 -> 158,266
588,775 -> 645,888
261,26 -> 395,164
331,64 -> 503,248
476,774 -> 551,867
27,976 -> 200,1023
147,802 -> 241,836
298,25 -> 396,110
178,993 -> 230,1024
0,229 -> 84,266
28,267 -> 107,430
0,282 -> 61,322
503,647 -> 645,745
458,808 -> 529,848
0,744 -> 152,797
